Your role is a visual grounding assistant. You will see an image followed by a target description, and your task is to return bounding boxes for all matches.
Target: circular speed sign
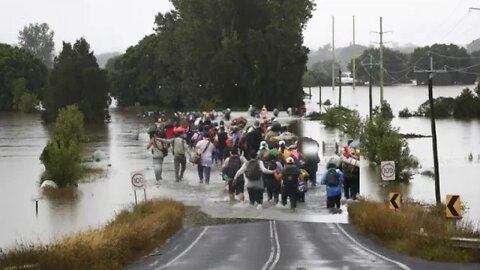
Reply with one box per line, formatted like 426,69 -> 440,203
131,172 -> 146,190
380,161 -> 395,181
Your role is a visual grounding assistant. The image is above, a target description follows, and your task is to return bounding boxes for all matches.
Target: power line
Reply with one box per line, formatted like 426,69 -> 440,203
430,51 -> 480,60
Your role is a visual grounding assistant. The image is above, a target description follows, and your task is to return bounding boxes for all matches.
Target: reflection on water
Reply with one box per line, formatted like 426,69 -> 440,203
0,84 -> 479,248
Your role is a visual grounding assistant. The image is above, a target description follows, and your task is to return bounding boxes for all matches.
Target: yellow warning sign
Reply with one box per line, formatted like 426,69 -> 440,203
446,194 -> 461,219
388,193 -> 401,209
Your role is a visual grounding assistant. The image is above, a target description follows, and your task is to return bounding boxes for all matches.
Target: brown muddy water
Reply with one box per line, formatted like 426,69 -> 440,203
0,84 -> 479,248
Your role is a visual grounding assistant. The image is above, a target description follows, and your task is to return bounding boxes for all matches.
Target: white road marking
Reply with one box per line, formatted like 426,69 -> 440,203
156,226 -> 209,270
261,221 -> 275,270
334,223 -> 411,270
270,220 -> 281,269
149,259 -> 159,267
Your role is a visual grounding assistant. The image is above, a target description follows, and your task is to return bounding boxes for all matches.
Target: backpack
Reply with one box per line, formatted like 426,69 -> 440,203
245,160 -> 262,181
223,156 -> 242,180
325,168 -> 340,187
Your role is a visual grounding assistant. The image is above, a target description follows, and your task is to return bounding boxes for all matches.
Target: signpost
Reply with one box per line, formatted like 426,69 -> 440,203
388,192 -> 401,209
381,161 -> 395,181
131,172 -> 146,205
446,194 -> 461,219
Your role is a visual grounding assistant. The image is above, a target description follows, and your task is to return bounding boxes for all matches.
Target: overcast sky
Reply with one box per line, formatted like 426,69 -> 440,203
1,0 -> 480,55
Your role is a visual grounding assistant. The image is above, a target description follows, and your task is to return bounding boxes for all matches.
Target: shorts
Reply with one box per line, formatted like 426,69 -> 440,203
229,179 -> 245,194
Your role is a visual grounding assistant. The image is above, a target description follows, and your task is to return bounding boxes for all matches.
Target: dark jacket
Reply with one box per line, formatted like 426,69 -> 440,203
282,164 -> 300,189
246,128 -> 263,153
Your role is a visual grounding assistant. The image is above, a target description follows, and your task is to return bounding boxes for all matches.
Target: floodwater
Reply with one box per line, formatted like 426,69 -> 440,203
0,83 -> 479,248
304,84 -> 480,225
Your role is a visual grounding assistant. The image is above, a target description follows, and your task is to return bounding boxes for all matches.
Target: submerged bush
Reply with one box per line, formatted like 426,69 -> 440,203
361,115 -> 418,181
40,105 -> 85,187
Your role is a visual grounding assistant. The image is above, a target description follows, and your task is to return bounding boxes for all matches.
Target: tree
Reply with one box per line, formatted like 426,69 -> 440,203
361,115 -> 418,181
0,43 -> 47,111
40,105 -> 84,187
350,48 -> 410,85
18,23 -> 55,68
411,44 -> 476,85
43,38 -> 110,123
108,0 -> 314,110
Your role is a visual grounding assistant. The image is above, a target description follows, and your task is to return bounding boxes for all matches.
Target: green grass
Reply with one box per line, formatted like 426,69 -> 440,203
0,199 -> 185,270
348,200 -> 480,263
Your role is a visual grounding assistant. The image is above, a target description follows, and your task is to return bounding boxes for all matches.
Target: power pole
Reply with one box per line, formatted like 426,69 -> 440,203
362,54 -> 379,120
371,17 -> 391,105
414,53 -> 447,205
338,68 -> 342,106
352,15 -> 356,90
318,85 -> 322,112
332,16 -> 336,91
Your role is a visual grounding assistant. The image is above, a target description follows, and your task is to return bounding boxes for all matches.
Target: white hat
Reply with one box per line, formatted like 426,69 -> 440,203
279,140 -> 286,145
286,157 -> 295,164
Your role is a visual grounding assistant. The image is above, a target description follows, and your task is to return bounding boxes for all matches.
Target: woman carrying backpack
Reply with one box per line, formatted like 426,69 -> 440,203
222,148 -> 247,201
233,152 -> 274,208
320,162 -> 344,210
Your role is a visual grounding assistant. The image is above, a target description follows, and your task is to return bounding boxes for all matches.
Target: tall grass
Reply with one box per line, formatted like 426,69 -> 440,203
349,200 -> 480,262
0,199 -> 184,270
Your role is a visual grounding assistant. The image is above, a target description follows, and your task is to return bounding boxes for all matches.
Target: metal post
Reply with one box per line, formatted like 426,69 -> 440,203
353,15 -> 356,90
35,200 -> 38,216
309,87 -> 312,100
332,16 -> 335,91
134,190 -> 138,206
338,68 -> 342,106
369,55 -> 373,119
143,189 -> 147,201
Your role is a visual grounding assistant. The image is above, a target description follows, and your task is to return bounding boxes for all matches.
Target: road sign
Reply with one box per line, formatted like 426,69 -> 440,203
381,161 -> 395,181
131,172 -> 146,190
388,192 -> 401,209
446,194 -> 461,219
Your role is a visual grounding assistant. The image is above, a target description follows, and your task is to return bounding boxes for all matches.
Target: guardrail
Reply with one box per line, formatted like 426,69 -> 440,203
450,237 -> 480,249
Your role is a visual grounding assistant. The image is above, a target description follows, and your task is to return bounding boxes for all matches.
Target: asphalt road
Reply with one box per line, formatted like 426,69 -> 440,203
126,221 -> 480,270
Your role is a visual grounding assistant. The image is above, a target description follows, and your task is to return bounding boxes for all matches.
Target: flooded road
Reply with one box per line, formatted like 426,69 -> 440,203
0,83 -> 479,248
304,84 -> 480,225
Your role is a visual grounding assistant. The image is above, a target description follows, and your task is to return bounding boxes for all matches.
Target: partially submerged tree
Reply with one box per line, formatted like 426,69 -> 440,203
40,105 -> 84,187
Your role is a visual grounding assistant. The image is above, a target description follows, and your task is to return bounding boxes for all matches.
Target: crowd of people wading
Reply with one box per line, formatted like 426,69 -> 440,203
144,106 -> 360,212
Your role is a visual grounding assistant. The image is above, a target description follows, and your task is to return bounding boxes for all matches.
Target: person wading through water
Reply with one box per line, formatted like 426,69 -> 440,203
234,152 -> 274,209
157,127 -> 190,182
146,130 -> 169,181
222,148 -> 247,201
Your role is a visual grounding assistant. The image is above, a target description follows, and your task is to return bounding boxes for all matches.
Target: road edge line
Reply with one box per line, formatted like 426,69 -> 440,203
156,226 -> 209,270
334,223 -> 411,270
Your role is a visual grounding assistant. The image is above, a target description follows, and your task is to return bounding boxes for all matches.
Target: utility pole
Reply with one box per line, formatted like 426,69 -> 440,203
338,68 -> 342,106
332,16 -> 336,91
371,17 -> 391,106
318,85 -> 322,112
379,17 -> 384,104
414,53 -> 447,205
352,15 -> 356,90
362,54 -> 379,120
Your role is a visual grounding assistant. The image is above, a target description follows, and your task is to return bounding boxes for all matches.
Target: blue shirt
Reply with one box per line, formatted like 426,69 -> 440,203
320,169 -> 344,197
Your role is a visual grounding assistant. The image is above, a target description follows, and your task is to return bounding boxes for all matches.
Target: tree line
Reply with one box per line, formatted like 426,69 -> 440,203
107,0 -> 314,110
0,23 -> 110,123
304,43 -> 480,87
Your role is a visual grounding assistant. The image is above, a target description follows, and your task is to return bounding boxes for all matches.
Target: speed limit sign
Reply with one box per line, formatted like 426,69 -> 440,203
381,161 -> 396,181
131,172 -> 146,190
